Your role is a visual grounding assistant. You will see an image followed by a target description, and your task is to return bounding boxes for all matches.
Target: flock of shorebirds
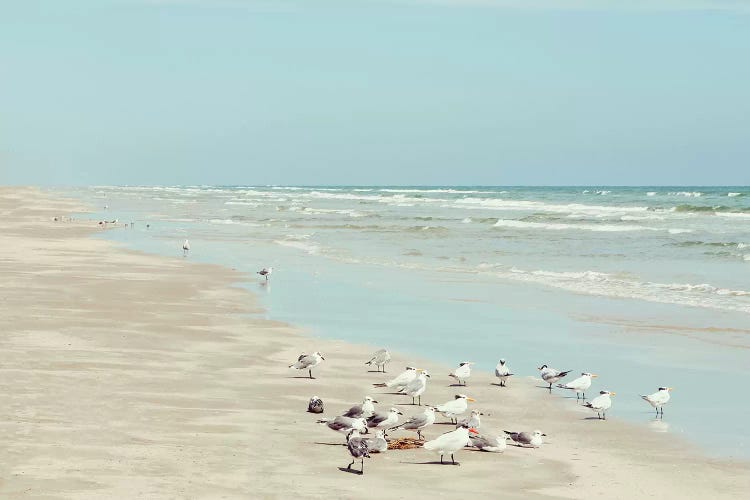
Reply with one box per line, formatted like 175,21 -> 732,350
289,349 -> 673,474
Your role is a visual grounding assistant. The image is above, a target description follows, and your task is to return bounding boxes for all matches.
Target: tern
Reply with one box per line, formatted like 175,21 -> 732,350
494,359 -> 513,387
182,239 -> 190,257
436,394 -> 475,424
641,387 -> 673,417
504,430 -> 545,448
365,348 -> 391,373
288,351 -> 325,379
342,396 -> 378,419
538,365 -> 572,391
403,370 -> 430,405
257,267 -> 273,280
345,429 -> 370,474
423,423 -> 478,465
373,366 -> 418,391
557,372 -> 598,402
584,390 -> 616,420
449,362 -> 474,386
390,406 -> 437,440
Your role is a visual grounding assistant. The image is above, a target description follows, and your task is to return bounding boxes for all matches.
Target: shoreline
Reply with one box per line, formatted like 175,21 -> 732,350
1,186 -> 748,499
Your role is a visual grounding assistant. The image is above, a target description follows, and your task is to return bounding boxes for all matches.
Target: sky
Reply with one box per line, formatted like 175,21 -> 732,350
1,0 -> 749,186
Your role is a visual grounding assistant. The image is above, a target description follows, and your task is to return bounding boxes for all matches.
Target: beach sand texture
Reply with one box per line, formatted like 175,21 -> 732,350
0,187 -> 748,499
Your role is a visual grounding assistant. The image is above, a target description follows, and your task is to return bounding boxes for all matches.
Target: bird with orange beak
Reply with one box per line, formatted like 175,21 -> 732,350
436,394 -> 476,424
584,390 -> 616,420
423,423 -> 479,465
641,387 -> 673,417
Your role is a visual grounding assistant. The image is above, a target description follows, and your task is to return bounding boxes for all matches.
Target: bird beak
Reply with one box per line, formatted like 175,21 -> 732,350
591,374 -> 599,378
467,397 -> 476,402
397,411 -> 403,415
479,412 -> 484,415
425,374 -> 431,378
542,433 -> 547,436
320,356 -> 325,360
668,387 -> 674,391
469,428 -> 479,434
372,400 -> 379,404
610,392 -> 617,396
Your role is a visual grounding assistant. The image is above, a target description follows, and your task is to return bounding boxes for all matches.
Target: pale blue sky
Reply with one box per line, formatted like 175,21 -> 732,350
1,0 -> 749,186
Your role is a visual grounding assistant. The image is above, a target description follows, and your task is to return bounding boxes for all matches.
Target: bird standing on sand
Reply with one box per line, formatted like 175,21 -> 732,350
373,366 -> 418,391
307,396 -> 324,414
557,372 -> 598,402
390,406 -> 437,440
365,348 -> 391,373
456,409 -> 483,430
470,432 -> 508,453
342,396 -> 378,419
257,267 -> 273,280
641,387 -> 673,417
288,352 -> 325,379
345,429 -> 370,474
495,359 -> 513,387
318,416 -> 368,438
584,390 -> 615,420
423,423 -> 478,465
449,361 -> 474,386
365,429 -> 388,453
403,370 -> 430,405
436,394 -> 475,424
182,239 -> 190,257
505,430 -> 546,448
367,407 -> 403,436
539,365 -> 572,391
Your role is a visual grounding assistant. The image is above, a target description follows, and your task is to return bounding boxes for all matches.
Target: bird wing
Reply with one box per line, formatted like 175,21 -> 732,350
342,405 -> 363,418
367,413 -> 387,426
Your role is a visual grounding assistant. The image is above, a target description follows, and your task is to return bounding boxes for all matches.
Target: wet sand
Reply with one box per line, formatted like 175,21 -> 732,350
0,187 -> 748,499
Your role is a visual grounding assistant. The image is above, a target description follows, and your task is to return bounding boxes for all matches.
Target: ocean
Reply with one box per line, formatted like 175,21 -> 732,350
62,185 -> 750,459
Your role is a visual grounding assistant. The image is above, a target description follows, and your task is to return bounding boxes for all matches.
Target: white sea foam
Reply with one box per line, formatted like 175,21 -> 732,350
668,228 -> 693,234
274,239 -> 320,254
646,192 -> 657,196
668,191 -> 703,197
728,192 -> 743,197
461,217 -> 472,223
715,212 -> 750,219
493,219 -> 651,232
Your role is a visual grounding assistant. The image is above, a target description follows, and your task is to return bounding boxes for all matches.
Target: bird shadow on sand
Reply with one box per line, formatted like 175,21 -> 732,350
490,383 -> 508,387
583,417 -> 605,420
367,370 -> 386,373
287,376 -> 317,379
337,467 -> 363,475
400,460 -> 461,466
448,384 -> 469,387
314,442 -> 347,446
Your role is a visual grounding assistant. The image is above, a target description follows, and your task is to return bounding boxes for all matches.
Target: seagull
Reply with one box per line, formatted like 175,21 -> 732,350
367,407 -> 403,436
641,387 -> 673,417
436,394 -> 475,424
342,396 -> 378,419
345,429 -> 370,474
538,365 -> 572,391
494,359 -> 513,387
257,267 -> 273,280
470,432 -> 508,453
557,372 -> 598,402
318,416 -> 368,437
288,351 -> 325,379
504,430 -> 545,448
449,362 -> 474,386
182,239 -> 190,257
307,396 -> 324,414
364,429 -> 388,453
456,409 -> 483,430
423,423 -> 478,465
584,390 -> 616,420
365,348 -> 391,373
373,366 -> 418,391
403,370 -> 430,405
390,406 -> 437,440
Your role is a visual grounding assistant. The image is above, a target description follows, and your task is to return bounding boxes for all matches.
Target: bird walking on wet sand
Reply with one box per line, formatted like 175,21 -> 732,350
470,432 -> 508,453
403,370 -> 430,405
585,390 -> 615,420
390,406 -> 437,440
504,430 -> 546,448
423,423 -> 478,465
641,387 -> 673,417
345,429 -> 370,474
365,348 -> 391,372
539,365 -> 572,391
342,396 -> 378,419
367,408 -> 403,436
436,394 -> 475,424
257,267 -> 273,280
289,351 -> 325,378
557,372 -> 598,402
182,239 -> 190,257
449,361 -> 474,386
373,366 -> 418,391
494,359 -> 513,387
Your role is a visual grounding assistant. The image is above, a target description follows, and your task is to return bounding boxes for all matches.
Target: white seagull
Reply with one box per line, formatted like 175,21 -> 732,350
494,359 -> 513,387
505,430 -> 545,448
373,366 -> 418,391
403,370 -> 430,406
365,348 -> 392,373
182,239 -> 190,256
584,390 -> 616,420
538,364 -> 572,391
557,372 -> 598,402
456,409 -> 483,430
288,351 -> 325,379
364,429 -> 388,453
423,423 -> 478,465
257,267 -> 273,280
318,416 -> 368,437
641,387 -> 673,417
449,361 -> 474,386
367,407 -> 403,437
345,429 -> 370,474
342,396 -> 378,419
436,394 -> 475,424
390,406 -> 437,440
470,432 -> 508,453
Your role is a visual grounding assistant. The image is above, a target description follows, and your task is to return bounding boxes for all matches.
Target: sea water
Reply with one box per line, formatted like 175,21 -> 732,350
62,186 -> 750,459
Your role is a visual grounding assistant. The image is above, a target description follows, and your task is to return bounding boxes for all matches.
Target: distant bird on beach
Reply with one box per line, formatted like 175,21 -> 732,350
449,361 -> 474,386
390,406 -> 437,440
494,359 -> 513,387
584,390 -> 615,420
367,407 -> 403,436
364,429 -> 388,453
538,365 -> 572,391
456,409 -> 482,430
345,429 -> 370,474
182,239 -> 190,256
436,394 -> 475,424
307,396 -> 324,414
423,423 -> 478,465
343,396 -> 378,419
641,387 -> 673,417
505,430 -> 545,448
470,432 -> 508,453
557,372 -> 598,402
403,369 -> 430,405
257,267 -> 273,280
373,366 -> 418,391
289,351 -> 325,379
365,348 -> 391,372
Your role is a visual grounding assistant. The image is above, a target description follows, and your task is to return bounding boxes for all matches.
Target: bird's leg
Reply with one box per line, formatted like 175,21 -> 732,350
347,460 -> 354,470
548,383 -> 552,392
440,455 -> 444,464
417,430 -> 423,440
308,369 -> 313,379
451,454 -> 458,466
418,396 -> 421,406
361,458 -> 364,474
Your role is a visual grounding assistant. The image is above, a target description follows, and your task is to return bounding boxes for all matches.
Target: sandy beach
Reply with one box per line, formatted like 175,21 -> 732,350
1,186 -> 748,499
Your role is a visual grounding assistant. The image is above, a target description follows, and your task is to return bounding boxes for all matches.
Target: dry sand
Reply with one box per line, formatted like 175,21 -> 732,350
0,187 -> 748,499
